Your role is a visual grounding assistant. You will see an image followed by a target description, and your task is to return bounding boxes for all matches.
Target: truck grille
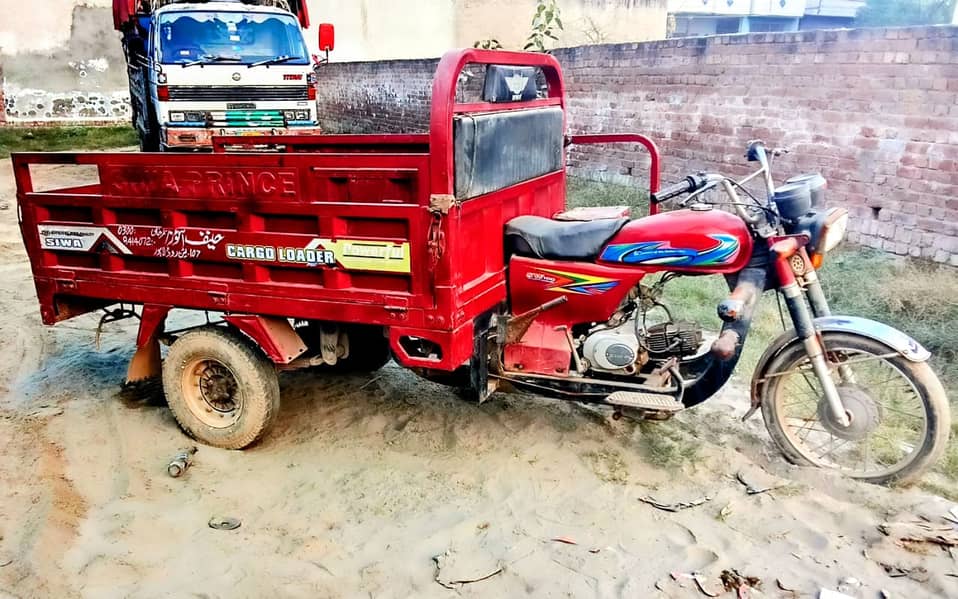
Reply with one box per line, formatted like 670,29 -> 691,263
167,86 -> 311,102
209,110 -> 286,127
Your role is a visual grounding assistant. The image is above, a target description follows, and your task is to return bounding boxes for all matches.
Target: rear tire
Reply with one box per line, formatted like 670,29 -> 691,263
761,332 -> 950,485
162,327 -> 280,449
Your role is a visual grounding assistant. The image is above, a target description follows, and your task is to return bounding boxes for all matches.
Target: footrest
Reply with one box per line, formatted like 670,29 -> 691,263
606,391 -> 684,413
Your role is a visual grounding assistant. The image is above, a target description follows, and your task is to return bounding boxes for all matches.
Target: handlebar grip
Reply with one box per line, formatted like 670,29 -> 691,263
650,176 -> 695,204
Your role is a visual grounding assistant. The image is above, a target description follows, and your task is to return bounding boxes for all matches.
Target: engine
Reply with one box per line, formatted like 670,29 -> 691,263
582,319 -> 704,375
644,322 -> 703,357
582,322 -> 641,373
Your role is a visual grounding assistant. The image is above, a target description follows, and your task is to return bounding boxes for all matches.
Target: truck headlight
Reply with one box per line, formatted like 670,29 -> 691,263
170,112 -> 185,122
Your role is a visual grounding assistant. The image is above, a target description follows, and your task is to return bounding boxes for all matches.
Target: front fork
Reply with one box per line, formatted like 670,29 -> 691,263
774,244 -> 852,427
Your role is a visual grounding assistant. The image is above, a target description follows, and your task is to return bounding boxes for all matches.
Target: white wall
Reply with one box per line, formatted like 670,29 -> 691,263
0,0 -> 113,54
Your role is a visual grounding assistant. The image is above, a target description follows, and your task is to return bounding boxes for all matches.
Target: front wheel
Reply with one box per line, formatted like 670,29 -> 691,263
162,327 -> 280,449
761,332 -> 950,485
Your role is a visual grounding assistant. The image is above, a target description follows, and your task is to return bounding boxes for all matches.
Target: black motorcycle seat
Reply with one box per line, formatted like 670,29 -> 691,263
504,215 -> 629,261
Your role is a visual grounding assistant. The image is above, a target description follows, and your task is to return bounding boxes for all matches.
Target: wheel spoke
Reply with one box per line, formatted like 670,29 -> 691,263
768,340 -> 931,479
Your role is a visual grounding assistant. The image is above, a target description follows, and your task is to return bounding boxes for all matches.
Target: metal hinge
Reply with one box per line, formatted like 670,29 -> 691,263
427,194 -> 456,267
428,194 -> 458,215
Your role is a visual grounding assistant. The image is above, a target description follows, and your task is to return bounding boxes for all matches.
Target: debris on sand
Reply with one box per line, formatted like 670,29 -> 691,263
0,557 -> 12,568
433,548 -> 503,590
639,493 -> 713,512
878,520 -> 958,548
721,569 -> 761,598
776,576 -> 799,594
550,536 -> 577,545
693,574 -> 722,597
208,516 -> 242,531
878,561 -> 930,582
736,468 -> 790,495
669,571 -> 722,596
167,446 -> 198,478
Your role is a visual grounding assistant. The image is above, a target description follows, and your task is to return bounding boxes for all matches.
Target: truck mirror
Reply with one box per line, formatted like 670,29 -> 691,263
318,23 -> 335,52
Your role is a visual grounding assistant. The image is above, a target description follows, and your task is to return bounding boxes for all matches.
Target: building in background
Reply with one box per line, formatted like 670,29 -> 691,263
668,0 -> 864,36
0,0 -> 669,123
309,0 -> 668,62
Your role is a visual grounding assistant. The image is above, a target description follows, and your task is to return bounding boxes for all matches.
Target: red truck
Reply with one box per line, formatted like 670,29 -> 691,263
14,50 -> 949,484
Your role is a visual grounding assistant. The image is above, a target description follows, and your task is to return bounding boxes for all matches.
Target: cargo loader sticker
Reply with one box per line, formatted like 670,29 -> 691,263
226,239 -> 411,273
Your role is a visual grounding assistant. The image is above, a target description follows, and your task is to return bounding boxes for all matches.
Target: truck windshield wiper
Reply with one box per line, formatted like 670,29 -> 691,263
248,55 -> 298,68
183,54 -> 243,68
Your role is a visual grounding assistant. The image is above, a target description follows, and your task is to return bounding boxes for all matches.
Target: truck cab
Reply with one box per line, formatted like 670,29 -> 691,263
116,0 -> 328,151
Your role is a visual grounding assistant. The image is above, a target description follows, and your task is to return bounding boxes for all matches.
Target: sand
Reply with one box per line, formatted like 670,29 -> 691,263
0,158 -> 956,598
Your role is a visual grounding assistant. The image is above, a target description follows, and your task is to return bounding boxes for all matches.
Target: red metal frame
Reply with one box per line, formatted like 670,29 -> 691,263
14,49 -> 570,373
566,134 -> 661,215
428,49 -> 566,197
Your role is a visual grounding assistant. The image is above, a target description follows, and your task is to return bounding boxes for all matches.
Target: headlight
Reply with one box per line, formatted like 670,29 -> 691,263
296,110 -> 308,120
809,207 -> 849,269
821,208 -> 849,252
170,111 -> 185,122
284,110 -> 298,121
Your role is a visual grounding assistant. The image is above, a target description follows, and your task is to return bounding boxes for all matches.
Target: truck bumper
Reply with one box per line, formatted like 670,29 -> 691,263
164,126 -> 324,149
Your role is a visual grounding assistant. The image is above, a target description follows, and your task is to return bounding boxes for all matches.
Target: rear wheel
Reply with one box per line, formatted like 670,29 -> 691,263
761,332 -> 950,485
162,327 -> 280,449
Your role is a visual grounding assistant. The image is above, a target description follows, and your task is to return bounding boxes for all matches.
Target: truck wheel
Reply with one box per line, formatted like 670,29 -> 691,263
162,327 -> 280,449
139,125 -> 161,152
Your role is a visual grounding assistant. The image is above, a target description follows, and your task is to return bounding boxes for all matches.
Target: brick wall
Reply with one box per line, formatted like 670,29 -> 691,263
319,26 -> 958,265
557,27 -> 958,265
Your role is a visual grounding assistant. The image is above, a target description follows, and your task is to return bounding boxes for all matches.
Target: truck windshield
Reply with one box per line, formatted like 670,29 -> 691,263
158,11 -> 309,66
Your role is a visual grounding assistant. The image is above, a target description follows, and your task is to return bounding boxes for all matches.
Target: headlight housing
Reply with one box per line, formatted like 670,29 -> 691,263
809,207 -> 849,268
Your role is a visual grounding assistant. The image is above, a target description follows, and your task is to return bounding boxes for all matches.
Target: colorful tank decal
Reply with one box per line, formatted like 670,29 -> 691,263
527,268 -> 620,295
600,234 -> 741,267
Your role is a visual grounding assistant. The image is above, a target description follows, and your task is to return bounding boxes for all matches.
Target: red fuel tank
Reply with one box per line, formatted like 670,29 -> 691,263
598,208 -> 753,274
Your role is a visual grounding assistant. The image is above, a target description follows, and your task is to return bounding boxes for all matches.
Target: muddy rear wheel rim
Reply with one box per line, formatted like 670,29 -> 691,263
181,357 -> 243,429
772,345 -> 928,479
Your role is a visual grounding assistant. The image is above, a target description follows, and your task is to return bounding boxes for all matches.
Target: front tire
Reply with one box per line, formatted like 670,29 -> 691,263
761,332 -> 949,485
162,327 -> 280,449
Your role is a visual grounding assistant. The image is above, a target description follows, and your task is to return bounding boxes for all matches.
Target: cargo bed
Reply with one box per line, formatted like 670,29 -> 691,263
15,49 -> 568,372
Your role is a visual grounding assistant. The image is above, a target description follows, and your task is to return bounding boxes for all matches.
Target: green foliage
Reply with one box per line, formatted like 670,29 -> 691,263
525,0 -> 564,52
473,39 -> 503,50
474,0 -> 565,52
857,0 -> 955,27
0,126 -> 138,159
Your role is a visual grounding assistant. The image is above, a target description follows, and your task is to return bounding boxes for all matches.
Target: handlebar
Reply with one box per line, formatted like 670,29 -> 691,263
653,172 -> 765,225
650,175 -> 706,204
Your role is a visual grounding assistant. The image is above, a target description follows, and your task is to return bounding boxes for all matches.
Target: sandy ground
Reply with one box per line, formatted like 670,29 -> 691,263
0,158 -> 956,599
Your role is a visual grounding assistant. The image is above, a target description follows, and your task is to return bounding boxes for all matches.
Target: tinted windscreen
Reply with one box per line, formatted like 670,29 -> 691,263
159,11 -> 309,65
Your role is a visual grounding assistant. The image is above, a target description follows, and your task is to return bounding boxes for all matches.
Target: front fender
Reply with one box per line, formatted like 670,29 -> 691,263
747,315 -> 930,417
